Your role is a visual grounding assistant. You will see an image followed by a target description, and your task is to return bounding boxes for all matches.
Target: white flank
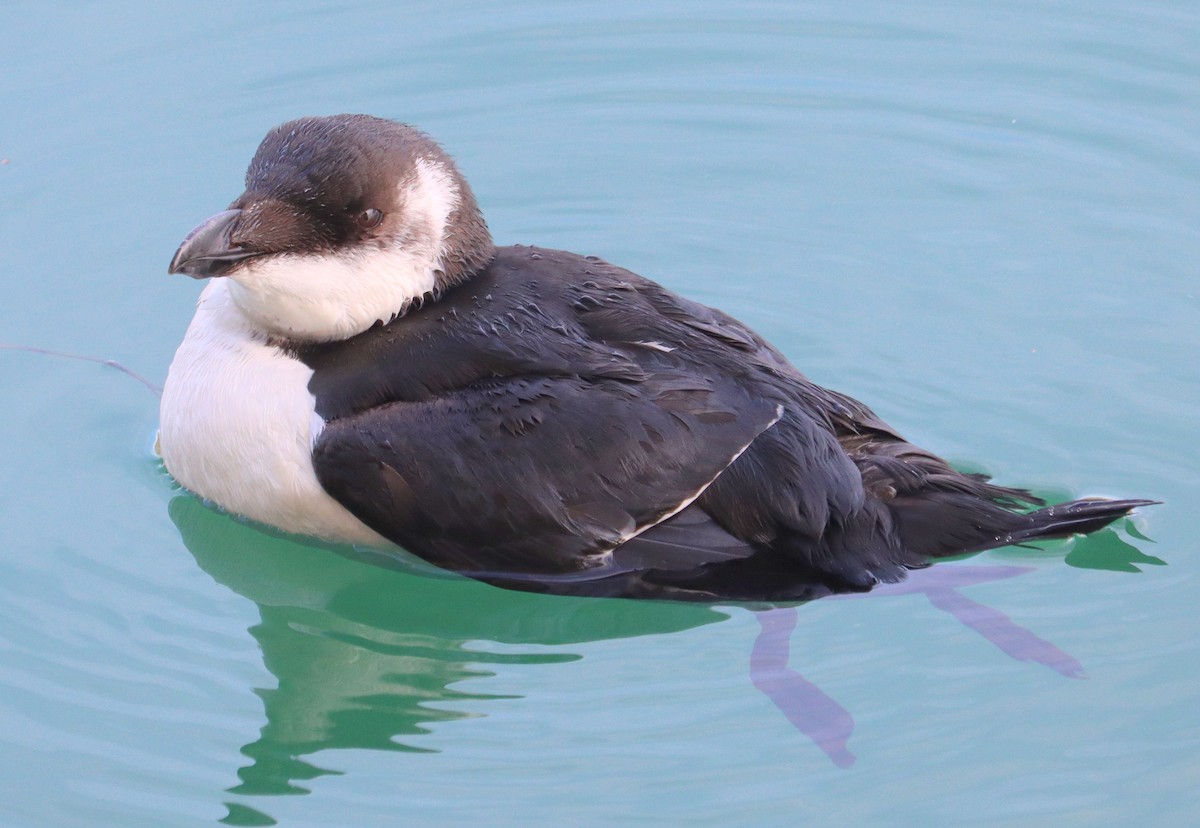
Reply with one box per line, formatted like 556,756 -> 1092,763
160,280 -> 391,546
225,157 -> 460,342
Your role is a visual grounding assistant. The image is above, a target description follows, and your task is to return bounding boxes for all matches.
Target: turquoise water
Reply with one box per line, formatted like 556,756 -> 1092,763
2,1 -> 1198,825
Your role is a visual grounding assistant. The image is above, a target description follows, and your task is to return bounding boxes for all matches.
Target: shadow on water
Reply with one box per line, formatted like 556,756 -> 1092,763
169,494 -> 1159,824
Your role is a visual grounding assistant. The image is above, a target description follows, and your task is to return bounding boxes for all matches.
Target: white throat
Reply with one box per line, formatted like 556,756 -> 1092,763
226,157 -> 460,342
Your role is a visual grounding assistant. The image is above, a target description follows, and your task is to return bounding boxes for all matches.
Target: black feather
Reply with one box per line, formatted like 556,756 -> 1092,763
303,245 -> 1154,600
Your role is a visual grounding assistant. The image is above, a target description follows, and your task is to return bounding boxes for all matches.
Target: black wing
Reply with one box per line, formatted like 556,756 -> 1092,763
313,370 -> 782,579
302,246 -> 900,596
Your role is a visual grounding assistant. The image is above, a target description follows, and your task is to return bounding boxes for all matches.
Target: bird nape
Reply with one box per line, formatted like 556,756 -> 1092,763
159,114 -> 1154,602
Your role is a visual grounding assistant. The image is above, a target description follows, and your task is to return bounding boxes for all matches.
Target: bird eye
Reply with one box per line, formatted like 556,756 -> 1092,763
356,208 -> 384,229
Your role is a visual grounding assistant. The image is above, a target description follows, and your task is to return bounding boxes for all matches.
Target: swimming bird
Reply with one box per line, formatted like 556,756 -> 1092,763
160,114 -> 1151,601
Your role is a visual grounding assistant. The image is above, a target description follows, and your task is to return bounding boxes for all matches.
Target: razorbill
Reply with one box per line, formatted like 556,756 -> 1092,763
160,114 -> 1152,601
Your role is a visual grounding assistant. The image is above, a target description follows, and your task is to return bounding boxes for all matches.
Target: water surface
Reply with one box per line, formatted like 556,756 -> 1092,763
1,1 -> 1197,825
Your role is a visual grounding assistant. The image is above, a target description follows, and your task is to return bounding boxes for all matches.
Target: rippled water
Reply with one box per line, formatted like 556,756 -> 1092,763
2,1 -> 1198,825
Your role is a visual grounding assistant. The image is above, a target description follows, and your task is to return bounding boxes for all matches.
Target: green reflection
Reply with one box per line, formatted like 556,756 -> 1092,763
170,495 -> 726,800
1065,527 -> 1167,573
220,802 -> 276,826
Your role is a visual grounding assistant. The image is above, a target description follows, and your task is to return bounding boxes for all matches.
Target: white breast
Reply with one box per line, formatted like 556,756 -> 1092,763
159,280 -> 391,547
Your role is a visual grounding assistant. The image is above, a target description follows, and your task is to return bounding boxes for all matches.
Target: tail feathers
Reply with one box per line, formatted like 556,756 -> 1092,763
836,438 -> 1157,591
889,491 -> 1156,563
776,496 -> 1156,594
639,497 -> 1156,601
994,498 -> 1158,549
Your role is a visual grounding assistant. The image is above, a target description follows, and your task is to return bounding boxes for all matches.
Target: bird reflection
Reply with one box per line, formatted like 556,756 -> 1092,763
749,564 -> 1088,769
746,527 -> 1162,767
170,495 -> 726,800
170,492 -> 1157,806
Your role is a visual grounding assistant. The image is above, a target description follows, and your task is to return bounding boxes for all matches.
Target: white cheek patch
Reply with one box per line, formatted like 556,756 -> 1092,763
226,156 -> 461,343
410,156 -> 458,253
227,248 -> 439,341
